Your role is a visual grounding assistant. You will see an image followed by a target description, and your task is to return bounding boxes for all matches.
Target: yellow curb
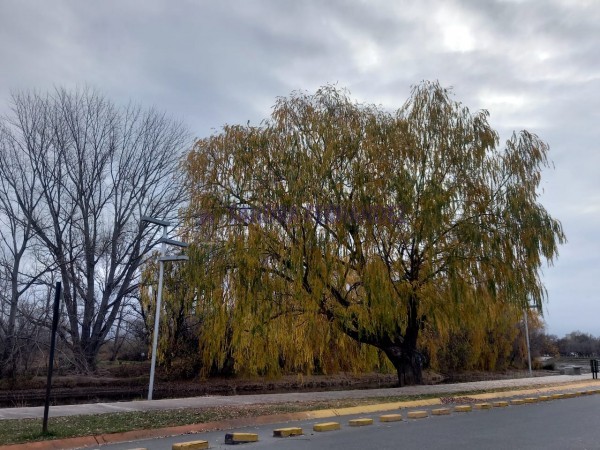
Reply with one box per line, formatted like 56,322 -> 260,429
303,409 -> 339,419
172,441 -> 209,450
313,422 -> 341,432
551,393 -> 564,399
331,398 -> 441,416
510,399 -> 525,405
563,393 -> 576,399
224,432 -> 258,444
523,397 -> 538,403
407,410 -> 428,419
431,408 -> 451,415
493,401 -> 509,407
538,396 -> 550,401
273,427 -> 303,437
474,403 -> 492,410
349,418 -> 374,427
380,414 -> 403,422
453,380 -> 600,403
454,405 -> 472,412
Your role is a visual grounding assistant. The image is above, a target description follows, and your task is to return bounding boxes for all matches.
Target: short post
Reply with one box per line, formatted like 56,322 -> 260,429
42,281 -> 62,434
591,359 -> 599,379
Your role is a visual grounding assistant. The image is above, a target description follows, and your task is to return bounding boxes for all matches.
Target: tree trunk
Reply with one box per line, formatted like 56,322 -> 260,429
382,344 -> 423,387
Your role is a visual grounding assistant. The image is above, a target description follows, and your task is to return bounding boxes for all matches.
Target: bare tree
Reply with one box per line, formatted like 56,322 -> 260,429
0,88 -> 190,372
0,121 -> 54,378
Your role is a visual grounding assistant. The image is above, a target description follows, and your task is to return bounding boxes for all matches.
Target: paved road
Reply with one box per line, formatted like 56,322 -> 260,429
97,394 -> 600,450
0,374 -> 591,420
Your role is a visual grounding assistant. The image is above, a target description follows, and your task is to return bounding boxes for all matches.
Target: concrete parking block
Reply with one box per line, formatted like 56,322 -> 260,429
172,441 -> 209,450
454,405 -> 472,412
313,422 -> 341,432
273,427 -> 303,437
379,414 -> 403,422
474,403 -> 492,410
349,418 -> 374,426
407,410 -> 428,419
225,433 -> 258,444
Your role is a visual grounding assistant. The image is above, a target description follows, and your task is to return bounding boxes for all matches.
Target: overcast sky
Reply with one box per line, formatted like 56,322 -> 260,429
1,0 -> 598,337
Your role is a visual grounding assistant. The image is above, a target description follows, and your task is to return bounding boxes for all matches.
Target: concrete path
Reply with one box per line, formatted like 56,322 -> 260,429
0,374 -> 593,420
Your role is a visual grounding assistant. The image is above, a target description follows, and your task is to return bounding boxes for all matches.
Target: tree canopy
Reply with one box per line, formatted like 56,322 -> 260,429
180,81 -> 565,385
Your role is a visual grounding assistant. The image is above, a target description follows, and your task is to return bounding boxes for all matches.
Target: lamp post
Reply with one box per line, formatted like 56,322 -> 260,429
141,216 -> 188,400
524,307 -> 532,377
524,300 -> 539,378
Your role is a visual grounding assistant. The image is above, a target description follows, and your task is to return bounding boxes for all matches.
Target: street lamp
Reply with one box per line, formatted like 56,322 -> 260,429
141,215 -> 189,400
524,307 -> 532,377
524,299 -> 539,378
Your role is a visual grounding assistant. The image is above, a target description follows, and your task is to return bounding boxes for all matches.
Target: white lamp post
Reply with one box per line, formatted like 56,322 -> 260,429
141,216 -> 189,400
524,299 -> 539,378
524,307 -> 532,377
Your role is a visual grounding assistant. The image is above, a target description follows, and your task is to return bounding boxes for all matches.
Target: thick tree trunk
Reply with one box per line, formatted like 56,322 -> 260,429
382,343 -> 423,387
382,294 -> 423,386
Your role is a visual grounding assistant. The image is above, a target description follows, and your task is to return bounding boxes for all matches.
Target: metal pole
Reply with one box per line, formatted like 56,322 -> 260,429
524,308 -> 532,377
43,281 -> 61,434
148,225 -> 167,400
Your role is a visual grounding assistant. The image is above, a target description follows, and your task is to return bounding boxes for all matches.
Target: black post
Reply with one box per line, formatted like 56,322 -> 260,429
42,281 -> 61,434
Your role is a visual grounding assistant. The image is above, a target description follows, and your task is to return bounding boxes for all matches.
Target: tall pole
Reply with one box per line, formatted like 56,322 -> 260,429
148,225 -> 167,400
524,307 -> 532,377
43,282 -> 61,434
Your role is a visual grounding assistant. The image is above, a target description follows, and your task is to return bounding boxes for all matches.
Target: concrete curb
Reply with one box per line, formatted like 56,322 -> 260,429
1,379 -> 599,450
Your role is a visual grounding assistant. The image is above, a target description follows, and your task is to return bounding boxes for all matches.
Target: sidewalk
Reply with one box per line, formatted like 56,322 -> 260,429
0,373 -> 593,420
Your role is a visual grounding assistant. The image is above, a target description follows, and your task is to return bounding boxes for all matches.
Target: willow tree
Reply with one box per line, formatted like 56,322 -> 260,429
184,82 -> 565,386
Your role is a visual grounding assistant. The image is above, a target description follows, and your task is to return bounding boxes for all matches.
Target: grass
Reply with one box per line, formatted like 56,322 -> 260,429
0,381 -> 579,446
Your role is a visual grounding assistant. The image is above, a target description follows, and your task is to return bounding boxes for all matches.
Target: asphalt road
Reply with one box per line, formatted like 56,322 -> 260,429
96,394 -> 600,450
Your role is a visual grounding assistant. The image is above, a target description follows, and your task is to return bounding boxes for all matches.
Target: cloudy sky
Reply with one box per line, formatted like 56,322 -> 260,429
1,0 -> 598,337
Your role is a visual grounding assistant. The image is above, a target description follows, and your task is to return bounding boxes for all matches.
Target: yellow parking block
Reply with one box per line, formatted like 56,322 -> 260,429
313,422 -> 341,432
431,408 -> 451,416
349,418 -> 374,427
474,403 -> 492,410
523,397 -> 538,403
492,401 -> 509,408
273,427 -> 303,437
380,414 -> 403,422
172,441 -> 209,450
407,410 -> 428,419
454,405 -> 472,412
510,399 -> 525,405
538,395 -> 550,401
224,433 -> 258,444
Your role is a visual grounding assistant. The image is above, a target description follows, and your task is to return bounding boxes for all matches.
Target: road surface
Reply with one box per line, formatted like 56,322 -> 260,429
96,393 -> 600,450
